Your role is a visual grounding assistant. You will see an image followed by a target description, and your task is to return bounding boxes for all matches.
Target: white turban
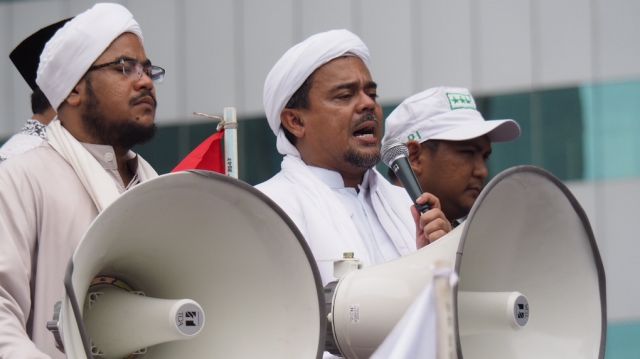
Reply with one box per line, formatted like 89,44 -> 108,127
36,3 -> 143,110
263,29 -> 371,156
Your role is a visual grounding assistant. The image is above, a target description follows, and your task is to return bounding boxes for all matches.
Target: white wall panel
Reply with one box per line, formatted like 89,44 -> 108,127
0,3 -> 14,137
418,0 -> 473,91
473,0 -> 532,94
240,0 -> 294,117
299,0 -> 352,39
568,179 -> 640,321
359,0 -> 414,104
66,0 -> 98,15
593,0 -> 640,82
183,0 -> 236,121
128,0 -> 181,124
533,0 -> 592,87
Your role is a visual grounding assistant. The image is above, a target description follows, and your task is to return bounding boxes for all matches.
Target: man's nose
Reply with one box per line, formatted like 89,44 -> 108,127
474,157 -> 489,179
356,90 -> 376,113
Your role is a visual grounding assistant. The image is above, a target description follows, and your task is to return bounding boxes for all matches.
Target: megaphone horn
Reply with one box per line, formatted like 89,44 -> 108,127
49,171 -> 326,358
325,165 -> 606,359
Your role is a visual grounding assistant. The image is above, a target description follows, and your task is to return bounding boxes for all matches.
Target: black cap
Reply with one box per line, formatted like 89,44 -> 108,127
9,17 -> 72,91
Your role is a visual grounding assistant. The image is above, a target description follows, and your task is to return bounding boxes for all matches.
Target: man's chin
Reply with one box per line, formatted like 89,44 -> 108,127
133,112 -> 156,125
117,122 -> 157,148
345,148 -> 380,169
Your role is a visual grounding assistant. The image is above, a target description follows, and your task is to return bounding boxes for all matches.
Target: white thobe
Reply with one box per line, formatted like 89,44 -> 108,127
0,142 -> 150,358
310,166 -> 402,264
256,155 -> 417,286
0,119 -> 47,162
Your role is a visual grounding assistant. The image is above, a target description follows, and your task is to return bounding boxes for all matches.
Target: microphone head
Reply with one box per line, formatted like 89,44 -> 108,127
381,139 -> 409,167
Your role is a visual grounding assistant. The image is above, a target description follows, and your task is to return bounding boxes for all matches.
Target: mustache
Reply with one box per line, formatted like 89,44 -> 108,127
130,90 -> 157,108
354,111 -> 379,127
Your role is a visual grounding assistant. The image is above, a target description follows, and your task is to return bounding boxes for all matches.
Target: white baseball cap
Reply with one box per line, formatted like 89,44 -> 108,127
382,87 -> 521,146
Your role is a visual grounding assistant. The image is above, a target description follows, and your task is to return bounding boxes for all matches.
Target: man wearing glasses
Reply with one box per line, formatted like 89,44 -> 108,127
0,3 -> 162,358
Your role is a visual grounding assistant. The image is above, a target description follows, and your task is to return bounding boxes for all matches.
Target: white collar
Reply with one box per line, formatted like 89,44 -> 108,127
306,165 -> 372,191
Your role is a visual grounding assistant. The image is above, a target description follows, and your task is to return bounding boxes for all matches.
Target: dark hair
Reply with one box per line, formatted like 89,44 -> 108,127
285,74 -> 314,110
282,73 -> 315,145
30,87 -> 52,114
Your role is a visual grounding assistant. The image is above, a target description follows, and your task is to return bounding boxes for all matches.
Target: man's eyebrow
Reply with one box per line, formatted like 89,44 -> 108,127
113,55 -> 135,62
331,80 -> 378,92
472,142 -> 492,155
456,141 -> 486,152
365,81 -> 378,90
114,55 -> 152,66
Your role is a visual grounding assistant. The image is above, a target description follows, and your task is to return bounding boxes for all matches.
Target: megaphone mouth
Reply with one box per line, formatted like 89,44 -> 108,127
89,275 -> 137,293
82,274 -> 207,358
85,276 -> 148,357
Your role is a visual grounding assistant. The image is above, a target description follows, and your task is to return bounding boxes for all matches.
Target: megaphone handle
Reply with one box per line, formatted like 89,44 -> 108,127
64,261 -> 96,359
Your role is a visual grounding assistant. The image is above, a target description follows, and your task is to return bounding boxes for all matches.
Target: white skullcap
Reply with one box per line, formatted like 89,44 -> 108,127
36,3 -> 143,110
382,86 -> 521,148
263,29 -> 371,156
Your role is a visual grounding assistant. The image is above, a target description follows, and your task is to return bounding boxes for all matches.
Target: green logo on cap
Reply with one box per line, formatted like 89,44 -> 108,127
407,130 -> 422,142
447,93 -> 476,110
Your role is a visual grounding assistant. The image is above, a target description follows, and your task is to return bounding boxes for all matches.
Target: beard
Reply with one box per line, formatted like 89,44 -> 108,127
82,78 -> 156,150
343,111 -> 381,169
344,148 -> 380,169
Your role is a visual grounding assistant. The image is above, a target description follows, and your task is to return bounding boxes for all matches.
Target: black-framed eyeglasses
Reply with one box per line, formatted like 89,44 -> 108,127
87,57 -> 165,83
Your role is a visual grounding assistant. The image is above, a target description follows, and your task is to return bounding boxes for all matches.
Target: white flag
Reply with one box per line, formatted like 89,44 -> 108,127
371,267 -> 458,359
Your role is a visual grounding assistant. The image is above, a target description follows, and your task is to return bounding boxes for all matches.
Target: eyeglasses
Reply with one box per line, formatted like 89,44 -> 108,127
87,58 -> 165,83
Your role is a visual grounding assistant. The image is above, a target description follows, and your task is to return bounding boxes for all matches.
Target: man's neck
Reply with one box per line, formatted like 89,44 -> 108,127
32,108 -> 56,125
341,170 -> 367,189
114,147 -> 135,185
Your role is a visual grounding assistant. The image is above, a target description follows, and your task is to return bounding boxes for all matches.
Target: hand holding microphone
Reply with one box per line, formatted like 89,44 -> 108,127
382,140 -> 451,246
382,140 -> 431,212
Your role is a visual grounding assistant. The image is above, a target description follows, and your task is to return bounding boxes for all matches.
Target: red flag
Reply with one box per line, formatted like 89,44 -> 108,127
172,130 -> 225,174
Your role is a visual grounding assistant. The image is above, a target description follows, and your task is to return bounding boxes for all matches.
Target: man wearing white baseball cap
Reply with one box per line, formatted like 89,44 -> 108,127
382,86 -> 521,225
0,4 -> 162,357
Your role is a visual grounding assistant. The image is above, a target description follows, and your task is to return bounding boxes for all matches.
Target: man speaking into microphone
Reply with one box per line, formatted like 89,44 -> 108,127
382,87 -> 521,227
256,29 -> 450,286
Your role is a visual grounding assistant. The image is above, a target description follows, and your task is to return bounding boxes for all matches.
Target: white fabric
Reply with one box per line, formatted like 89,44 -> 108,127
256,155 -> 416,285
36,3 -> 143,109
0,134 -> 43,162
46,118 -> 157,211
383,87 -> 521,148
371,268 -> 458,359
313,167 -> 401,263
263,29 -> 370,156
0,143 -> 153,358
0,119 -> 48,162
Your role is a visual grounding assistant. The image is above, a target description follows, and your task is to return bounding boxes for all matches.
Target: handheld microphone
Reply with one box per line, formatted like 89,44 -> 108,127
381,140 -> 430,213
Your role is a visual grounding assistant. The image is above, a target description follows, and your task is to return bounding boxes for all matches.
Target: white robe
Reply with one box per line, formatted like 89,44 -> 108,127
0,119 -> 47,162
0,143 -> 155,358
256,155 -> 417,285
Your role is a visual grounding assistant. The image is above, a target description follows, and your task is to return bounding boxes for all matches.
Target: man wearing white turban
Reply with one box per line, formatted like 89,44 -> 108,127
0,3 -> 162,358
257,29 -> 451,289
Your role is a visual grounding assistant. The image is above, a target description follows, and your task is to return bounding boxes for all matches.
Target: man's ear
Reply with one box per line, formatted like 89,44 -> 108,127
407,140 -> 422,175
64,81 -> 84,107
280,108 -> 305,139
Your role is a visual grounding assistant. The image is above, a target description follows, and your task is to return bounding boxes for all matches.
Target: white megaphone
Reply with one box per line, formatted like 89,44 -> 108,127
324,165 -> 606,358
47,171 -> 326,358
